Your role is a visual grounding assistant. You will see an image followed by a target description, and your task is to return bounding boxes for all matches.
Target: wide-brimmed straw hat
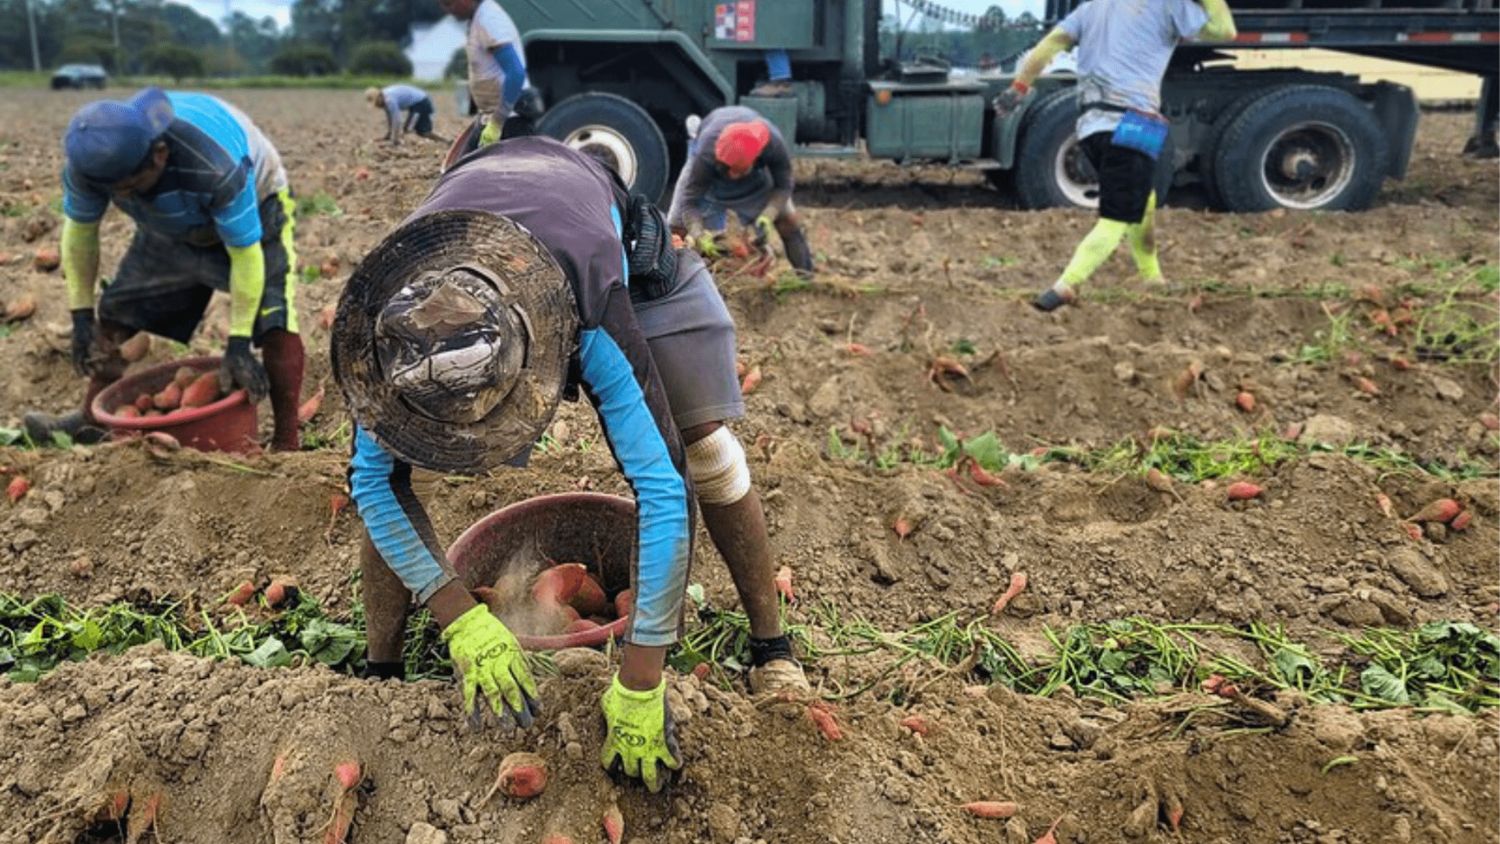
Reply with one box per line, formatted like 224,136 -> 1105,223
332,210 -> 578,474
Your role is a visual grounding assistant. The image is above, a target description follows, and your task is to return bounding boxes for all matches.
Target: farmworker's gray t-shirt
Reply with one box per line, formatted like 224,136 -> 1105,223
1058,0 -> 1208,138
382,84 -> 429,124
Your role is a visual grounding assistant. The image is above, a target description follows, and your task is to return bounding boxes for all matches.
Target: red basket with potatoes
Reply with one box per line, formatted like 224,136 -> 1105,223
90,356 -> 257,454
447,493 -> 638,650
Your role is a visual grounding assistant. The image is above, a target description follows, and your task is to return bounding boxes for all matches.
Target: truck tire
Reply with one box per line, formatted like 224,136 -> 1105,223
537,93 -> 670,202
1210,85 -> 1388,212
1200,85 -> 1294,210
1013,89 -> 1175,211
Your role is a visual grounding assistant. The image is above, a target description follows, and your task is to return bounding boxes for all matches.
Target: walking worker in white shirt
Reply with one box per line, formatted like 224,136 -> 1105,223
439,0 -> 534,147
365,84 -> 448,145
994,0 -> 1237,312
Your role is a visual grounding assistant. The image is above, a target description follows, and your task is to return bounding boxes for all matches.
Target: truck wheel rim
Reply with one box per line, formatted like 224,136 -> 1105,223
1258,121 -> 1355,210
1054,136 -> 1100,208
561,125 -> 639,187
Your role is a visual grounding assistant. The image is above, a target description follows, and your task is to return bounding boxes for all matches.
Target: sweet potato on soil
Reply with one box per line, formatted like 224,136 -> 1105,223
180,372 -> 222,409
893,516 -> 913,540
899,715 -> 931,736
990,572 -> 1028,615
124,792 -> 162,844
225,581 -> 256,607
603,804 -> 624,844
7,475 -> 30,503
1390,356 -> 1411,371
613,588 -> 634,620
1144,468 -> 1173,492
1235,392 -> 1256,413
119,333 -> 150,362
774,566 -> 795,602
153,382 -> 182,411
324,761 -> 361,844
1034,816 -> 1064,844
1226,482 -> 1262,501
1407,498 -> 1462,524
91,789 -> 131,825
298,387 -> 325,424
33,246 -> 60,271
1352,376 -> 1380,396
1403,522 -> 1424,542
807,702 -> 843,741
1282,422 -> 1304,441
3,293 -> 36,322
484,752 -> 547,803
740,366 -> 763,395
962,801 -> 1019,819
570,574 -> 609,617
1375,493 -> 1395,519
1451,510 -> 1474,531
967,460 -> 1005,488
266,579 -> 299,609
691,662 -> 711,680
1164,793 -> 1184,833
845,342 -> 872,356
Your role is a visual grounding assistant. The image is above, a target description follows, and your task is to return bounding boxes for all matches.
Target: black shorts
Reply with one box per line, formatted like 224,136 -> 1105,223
410,97 -> 434,134
97,190 -> 298,344
1080,132 -> 1156,223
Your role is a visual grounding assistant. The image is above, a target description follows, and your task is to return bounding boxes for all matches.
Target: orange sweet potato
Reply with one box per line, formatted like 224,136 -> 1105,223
180,371 -> 221,409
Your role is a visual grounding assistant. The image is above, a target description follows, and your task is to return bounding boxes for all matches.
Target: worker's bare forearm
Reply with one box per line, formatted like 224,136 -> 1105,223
1016,28 -> 1075,88
1198,0 -> 1238,41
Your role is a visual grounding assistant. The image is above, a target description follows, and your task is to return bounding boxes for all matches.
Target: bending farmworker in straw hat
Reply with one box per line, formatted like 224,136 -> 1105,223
25,87 -> 305,450
365,84 -> 449,146
334,135 -> 808,794
993,0 -> 1237,311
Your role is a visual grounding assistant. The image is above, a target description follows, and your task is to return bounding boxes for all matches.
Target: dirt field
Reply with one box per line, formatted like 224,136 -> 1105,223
0,88 -> 1497,844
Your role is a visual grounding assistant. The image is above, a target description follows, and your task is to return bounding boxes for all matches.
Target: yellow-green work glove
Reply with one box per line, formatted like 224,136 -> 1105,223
479,117 -> 503,147
441,603 -> 540,728
599,674 -> 682,793
753,214 -> 775,246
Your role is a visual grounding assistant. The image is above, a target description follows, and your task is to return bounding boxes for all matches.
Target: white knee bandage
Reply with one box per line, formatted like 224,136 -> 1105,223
686,427 -> 752,506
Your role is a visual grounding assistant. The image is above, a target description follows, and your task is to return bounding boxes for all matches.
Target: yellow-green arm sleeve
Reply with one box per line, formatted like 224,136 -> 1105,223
1199,0 -> 1238,41
1017,29 -> 1075,87
61,218 -> 101,311
226,242 -> 267,339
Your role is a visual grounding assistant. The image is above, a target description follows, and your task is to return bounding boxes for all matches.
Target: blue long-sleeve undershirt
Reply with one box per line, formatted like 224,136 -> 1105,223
494,43 -> 525,113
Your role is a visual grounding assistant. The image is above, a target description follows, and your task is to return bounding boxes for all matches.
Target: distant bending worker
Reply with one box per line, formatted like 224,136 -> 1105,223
994,0 -> 1236,311
366,84 -> 448,145
669,105 -> 814,277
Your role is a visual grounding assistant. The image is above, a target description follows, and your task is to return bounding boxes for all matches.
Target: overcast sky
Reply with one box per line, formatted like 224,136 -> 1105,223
175,0 -> 1045,33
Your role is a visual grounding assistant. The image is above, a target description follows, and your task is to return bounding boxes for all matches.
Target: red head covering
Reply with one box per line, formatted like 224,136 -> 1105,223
714,121 -> 771,172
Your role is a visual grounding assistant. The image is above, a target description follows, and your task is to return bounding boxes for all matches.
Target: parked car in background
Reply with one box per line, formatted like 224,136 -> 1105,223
50,64 -> 108,90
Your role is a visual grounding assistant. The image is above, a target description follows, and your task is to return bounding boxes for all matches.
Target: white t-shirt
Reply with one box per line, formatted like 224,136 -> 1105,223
466,0 -> 528,115
1059,0 -> 1208,138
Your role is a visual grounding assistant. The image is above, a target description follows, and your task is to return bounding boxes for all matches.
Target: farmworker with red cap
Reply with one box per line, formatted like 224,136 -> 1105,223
993,0 -> 1237,311
668,105 -> 814,277
23,87 -> 305,451
334,135 -> 808,794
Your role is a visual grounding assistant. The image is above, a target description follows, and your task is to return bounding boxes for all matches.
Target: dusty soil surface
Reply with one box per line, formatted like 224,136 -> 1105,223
0,89 -> 1497,843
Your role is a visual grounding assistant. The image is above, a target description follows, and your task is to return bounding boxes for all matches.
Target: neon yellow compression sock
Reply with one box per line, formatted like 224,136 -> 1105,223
1055,218 -> 1128,291
1128,191 -> 1162,282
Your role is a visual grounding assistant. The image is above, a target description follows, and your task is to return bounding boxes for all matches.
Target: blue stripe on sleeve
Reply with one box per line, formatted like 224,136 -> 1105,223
578,327 -> 691,646
349,426 -> 452,603
167,92 -> 262,247
61,168 -> 108,223
494,43 -> 526,111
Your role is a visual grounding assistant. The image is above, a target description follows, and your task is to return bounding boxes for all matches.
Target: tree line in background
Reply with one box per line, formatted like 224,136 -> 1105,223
0,0 -> 1047,79
0,0 -> 442,77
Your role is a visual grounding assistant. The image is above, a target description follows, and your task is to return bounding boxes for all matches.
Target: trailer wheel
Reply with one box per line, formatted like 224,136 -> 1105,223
1211,85 -> 1388,212
537,93 -> 670,202
1014,89 -> 1174,211
1200,85 -> 1294,210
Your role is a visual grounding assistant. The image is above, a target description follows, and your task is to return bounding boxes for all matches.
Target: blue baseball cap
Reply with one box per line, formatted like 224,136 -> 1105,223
63,87 -> 174,184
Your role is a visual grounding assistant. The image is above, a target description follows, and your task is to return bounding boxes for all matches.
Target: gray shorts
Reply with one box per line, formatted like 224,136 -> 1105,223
633,249 -> 744,430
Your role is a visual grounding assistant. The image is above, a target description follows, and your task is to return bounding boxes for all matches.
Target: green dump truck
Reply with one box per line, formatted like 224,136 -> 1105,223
488,0 -> 1497,211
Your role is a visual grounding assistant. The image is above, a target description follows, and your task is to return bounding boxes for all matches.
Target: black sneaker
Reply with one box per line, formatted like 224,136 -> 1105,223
1032,288 -> 1075,312
22,410 -> 108,446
